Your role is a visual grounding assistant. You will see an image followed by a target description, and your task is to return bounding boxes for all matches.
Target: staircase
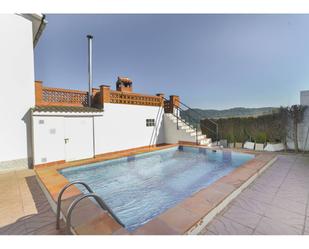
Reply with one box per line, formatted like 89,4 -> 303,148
163,96 -> 218,147
165,113 -> 212,146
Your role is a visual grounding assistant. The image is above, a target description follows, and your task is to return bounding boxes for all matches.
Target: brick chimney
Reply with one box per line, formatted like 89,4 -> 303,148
116,77 -> 133,92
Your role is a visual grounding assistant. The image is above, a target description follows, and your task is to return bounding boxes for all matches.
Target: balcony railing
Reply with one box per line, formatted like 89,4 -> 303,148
35,81 -> 164,108
109,90 -> 163,106
35,81 -> 88,107
42,87 -> 88,106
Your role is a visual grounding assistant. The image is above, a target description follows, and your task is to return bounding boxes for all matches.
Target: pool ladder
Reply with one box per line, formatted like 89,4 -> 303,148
56,181 -> 124,234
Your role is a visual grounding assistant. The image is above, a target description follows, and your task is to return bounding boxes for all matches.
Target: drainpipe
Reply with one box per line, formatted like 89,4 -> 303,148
87,35 -> 93,107
34,14 -> 46,47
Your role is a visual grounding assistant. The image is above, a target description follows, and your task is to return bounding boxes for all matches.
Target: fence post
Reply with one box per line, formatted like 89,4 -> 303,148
99,85 -> 110,109
35,81 -> 43,106
156,93 -> 165,107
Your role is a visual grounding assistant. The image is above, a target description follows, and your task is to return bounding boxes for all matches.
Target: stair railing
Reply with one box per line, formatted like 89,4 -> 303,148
163,97 -> 219,144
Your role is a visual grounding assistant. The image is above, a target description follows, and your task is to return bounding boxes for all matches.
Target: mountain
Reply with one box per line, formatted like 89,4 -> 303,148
184,107 -> 278,119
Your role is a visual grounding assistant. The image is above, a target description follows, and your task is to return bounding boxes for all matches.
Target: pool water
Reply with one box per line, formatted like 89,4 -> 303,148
60,146 -> 254,231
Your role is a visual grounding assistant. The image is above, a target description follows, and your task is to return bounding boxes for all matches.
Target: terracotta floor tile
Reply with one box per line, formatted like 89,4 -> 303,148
158,205 -> 200,233
211,181 -> 237,196
112,227 -> 131,235
230,167 -> 257,181
242,160 -> 265,171
75,213 -> 122,235
0,214 -> 24,228
197,187 -> 227,208
179,195 -> 213,218
219,174 -> 244,189
133,218 -> 179,235
22,202 -> 38,215
64,200 -> 105,228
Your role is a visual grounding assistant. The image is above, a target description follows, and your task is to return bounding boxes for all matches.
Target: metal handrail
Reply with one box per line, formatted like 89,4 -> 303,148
163,97 -> 219,142
66,193 -> 124,234
56,181 -> 94,229
177,99 -> 218,126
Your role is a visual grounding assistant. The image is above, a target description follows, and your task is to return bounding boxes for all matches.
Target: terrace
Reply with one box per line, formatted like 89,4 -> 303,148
1,80 -> 309,235
1,151 -> 308,235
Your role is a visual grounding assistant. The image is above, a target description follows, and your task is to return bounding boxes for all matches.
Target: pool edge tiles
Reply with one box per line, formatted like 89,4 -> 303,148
59,146 -> 254,231
34,145 -> 277,235
132,152 -> 278,235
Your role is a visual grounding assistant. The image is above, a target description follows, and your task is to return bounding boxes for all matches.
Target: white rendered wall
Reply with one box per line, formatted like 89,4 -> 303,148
286,91 -> 309,151
163,115 -> 196,144
32,104 -> 165,165
94,104 -> 165,155
300,91 -> 309,151
0,15 -> 35,168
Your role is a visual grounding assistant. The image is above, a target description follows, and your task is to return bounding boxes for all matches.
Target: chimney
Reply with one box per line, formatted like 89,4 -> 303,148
116,77 -> 133,92
87,34 -> 93,107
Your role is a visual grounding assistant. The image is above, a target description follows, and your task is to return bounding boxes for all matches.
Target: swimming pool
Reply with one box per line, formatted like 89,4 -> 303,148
60,146 -> 254,231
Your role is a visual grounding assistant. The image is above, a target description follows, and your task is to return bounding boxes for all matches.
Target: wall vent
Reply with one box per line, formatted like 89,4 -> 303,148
50,128 -> 56,134
39,120 -> 44,124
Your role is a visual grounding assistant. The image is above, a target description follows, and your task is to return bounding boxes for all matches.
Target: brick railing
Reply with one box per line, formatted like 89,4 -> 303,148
35,81 -> 88,107
35,81 -> 165,108
163,95 -> 179,113
108,90 -> 163,106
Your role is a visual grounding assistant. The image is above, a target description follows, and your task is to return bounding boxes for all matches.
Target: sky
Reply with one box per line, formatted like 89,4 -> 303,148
34,14 -> 309,109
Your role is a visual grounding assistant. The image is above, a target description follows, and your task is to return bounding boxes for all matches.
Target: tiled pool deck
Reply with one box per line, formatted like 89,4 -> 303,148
0,151 -> 308,235
199,154 -> 309,235
0,169 -> 64,235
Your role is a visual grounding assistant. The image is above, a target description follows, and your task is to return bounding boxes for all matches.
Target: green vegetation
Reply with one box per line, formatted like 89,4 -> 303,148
185,107 -> 278,119
200,105 -> 307,152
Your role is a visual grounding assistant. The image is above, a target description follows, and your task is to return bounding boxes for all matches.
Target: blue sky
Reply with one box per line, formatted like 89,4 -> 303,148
34,14 -> 309,109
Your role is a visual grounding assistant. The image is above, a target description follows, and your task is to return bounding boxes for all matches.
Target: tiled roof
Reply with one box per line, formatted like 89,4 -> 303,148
32,106 -> 103,113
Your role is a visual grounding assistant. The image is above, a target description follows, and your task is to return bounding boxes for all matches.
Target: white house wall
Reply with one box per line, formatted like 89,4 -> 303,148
0,15 -> 35,169
163,114 -> 196,144
32,104 -> 165,165
300,90 -> 309,151
94,103 -> 165,155
286,90 -> 309,151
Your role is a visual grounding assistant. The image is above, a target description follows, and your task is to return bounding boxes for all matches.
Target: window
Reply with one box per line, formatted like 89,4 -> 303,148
146,119 -> 155,127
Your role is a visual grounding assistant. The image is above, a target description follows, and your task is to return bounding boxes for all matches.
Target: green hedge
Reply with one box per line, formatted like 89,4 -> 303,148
201,112 -> 287,143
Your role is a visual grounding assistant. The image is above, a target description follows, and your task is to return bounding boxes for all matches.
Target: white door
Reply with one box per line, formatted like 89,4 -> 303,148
64,117 -> 94,162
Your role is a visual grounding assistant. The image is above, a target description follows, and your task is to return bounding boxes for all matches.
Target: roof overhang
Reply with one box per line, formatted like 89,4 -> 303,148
19,14 -> 47,47
32,106 -> 104,117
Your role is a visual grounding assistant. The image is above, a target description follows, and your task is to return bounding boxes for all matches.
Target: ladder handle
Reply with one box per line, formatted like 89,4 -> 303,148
66,193 -> 124,234
56,181 -> 94,230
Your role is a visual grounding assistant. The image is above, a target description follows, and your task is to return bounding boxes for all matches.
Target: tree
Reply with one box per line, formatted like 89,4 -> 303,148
287,105 -> 307,152
277,107 -> 289,151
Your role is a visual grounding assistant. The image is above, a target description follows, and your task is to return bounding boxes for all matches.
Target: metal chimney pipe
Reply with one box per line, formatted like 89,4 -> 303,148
87,34 -> 93,107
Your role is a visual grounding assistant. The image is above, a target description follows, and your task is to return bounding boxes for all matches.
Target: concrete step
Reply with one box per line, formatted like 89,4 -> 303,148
197,135 -> 206,140
189,131 -> 202,136
198,138 -> 212,145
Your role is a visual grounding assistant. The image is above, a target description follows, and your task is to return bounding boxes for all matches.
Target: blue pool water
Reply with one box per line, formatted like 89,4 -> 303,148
60,146 -> 254,231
